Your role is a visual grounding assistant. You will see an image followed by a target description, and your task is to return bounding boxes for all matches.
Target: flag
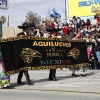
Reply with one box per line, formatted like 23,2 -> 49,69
53,8 -> 61,19
50,8 -> 61,19
50,10 -> 55,18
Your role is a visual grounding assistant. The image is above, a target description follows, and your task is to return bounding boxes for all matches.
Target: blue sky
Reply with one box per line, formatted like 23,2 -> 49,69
0,0 -> 67,27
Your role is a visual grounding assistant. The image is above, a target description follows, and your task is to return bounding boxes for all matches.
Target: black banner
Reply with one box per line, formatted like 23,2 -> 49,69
0,36 -> 89,75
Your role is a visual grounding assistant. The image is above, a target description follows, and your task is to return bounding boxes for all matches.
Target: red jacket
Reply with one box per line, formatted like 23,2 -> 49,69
97,16 -> 100,24
51,22 -> 55,28
63,27 -> 69,35
85,21 -> 90,26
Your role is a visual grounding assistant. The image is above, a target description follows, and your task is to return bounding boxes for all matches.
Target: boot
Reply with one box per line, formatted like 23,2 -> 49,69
24,71 -> 33,85
27,79 -> 33,85
17,72 -> 24,85
49,69 -> 57,81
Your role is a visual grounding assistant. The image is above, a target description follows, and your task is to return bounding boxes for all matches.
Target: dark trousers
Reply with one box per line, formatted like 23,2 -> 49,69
17,71 -> 30,83
89,62 -> 95,69
49,69 -> 56,80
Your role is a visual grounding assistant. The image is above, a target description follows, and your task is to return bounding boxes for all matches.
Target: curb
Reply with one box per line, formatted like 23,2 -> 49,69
13,88 -> 100,94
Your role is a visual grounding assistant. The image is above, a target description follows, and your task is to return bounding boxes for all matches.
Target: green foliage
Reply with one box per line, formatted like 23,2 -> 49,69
0,16 -> 6,25
25,11 -> 43,27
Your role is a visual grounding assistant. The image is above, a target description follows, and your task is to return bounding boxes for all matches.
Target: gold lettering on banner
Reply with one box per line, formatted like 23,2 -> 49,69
54,42 -> 58,46
47,53 -> 63,57
47,53 -> 52,57
66,43 -> 71,47
49,42 -> 51,46
46,47 -> 65,52
52,47 -> 56,52
38,42 -> 43,46
33,41 -> 38,46
51,42 -> 54,46
59,42 -> 63,46
33,41 -> 72,47
44,42 -> 48,46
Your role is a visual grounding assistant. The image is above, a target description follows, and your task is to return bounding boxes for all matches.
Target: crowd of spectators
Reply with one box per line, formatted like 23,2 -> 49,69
28,15 -> 100,70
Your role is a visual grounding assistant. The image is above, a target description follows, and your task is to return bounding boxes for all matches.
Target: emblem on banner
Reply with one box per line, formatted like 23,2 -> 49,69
20,48 -> 42,63
67,47 -> 80,60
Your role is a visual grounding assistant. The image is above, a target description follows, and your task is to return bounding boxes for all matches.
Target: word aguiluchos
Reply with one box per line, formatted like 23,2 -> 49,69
33,41 -> 71,47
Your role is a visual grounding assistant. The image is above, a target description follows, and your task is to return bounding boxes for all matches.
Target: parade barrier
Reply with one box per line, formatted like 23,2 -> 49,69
0,36 -> 89,75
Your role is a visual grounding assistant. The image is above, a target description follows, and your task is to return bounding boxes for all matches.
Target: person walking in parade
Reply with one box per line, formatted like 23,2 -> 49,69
46,19 -> 62,81
17,23 -> 32,85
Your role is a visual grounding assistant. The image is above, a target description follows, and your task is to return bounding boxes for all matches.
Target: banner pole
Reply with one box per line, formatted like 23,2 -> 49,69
65,0 -> 67,23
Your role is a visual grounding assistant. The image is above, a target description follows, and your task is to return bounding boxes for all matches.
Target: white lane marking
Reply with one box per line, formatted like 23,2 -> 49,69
10,77 -> 43,79
42,81 -> 100,88
79,79 -> 100,80
43,83 -> 83,88
96,73 -> 100,74
71,82 -> 100,85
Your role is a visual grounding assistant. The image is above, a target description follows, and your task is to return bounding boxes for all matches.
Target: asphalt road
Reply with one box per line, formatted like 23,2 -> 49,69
0,90 -> 100,100
1,69 -> 100,100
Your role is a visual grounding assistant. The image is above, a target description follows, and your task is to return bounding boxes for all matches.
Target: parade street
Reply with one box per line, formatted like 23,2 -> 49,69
0,69 -> 100,100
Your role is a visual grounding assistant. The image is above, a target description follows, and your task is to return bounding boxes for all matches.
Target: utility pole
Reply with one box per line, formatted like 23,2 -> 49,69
8,15 -> 9,27
65,0 -> 67,23
0,20 -> 2,38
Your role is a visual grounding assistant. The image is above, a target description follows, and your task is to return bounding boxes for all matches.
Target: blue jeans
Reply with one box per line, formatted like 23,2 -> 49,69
74,24 -> 77,28
96,51 -> 100,62
96,51 -> 100,69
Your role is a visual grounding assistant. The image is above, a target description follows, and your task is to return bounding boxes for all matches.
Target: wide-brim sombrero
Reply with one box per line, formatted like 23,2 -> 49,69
18,26 -> 30,29
18,23 -> 30,29
46,28 -> 62,32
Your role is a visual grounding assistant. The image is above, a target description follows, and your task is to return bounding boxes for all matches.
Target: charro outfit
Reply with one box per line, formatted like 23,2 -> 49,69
46,22 -> 62,81
17,23 -> 32,85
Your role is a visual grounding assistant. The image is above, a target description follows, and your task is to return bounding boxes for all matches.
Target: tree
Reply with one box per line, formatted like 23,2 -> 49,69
44,17 -> 51,26
25,11 -> 43,27
0,16 -> 6,25
41,10 -> 52,26
47,9 -> 51,19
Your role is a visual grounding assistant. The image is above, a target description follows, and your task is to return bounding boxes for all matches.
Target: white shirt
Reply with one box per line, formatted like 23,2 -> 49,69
24,32 -> 28,36
44,33 -> 50,38
56,36 -> 62,38
92,19 -> 97,25
92,38 -> 100,45
77,19 -> 81,24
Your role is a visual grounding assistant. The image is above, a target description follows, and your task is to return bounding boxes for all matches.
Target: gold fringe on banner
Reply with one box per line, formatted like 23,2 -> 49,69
5,63 -> 89,75
0,36 -> 86,43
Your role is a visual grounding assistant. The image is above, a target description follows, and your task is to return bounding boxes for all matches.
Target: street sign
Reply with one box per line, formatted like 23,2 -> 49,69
0,0 -> 8,10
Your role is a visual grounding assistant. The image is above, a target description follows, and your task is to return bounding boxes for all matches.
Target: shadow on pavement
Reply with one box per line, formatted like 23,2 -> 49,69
11,72 -> 97,88
11,81 -> 27,88
34,72 -> 97,83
